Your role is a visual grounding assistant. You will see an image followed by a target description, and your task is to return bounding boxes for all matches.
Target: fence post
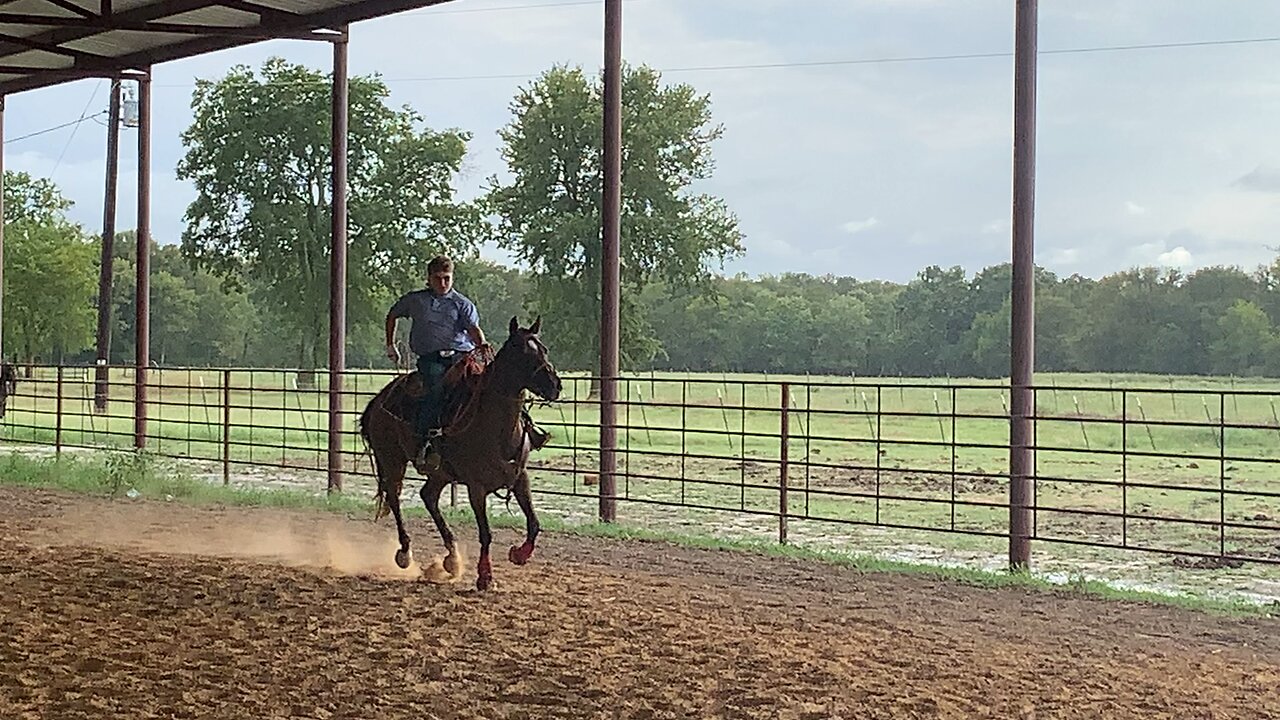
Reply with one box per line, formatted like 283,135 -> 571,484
55,366 -> 63,456
222,369 -> 231,486
779,381 -> 790,544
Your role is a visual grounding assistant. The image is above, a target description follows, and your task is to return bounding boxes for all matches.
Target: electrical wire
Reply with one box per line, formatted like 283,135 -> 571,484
152,33 -> 1280,89
51,78 -> 103,177
3,111 -> 107,145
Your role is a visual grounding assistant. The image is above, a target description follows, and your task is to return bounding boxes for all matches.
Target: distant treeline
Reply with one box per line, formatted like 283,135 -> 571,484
61,238 -> 1280,379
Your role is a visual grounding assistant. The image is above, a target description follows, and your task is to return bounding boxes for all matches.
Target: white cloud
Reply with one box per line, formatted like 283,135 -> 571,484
1157,246 -> 1194,268
1048,247 -> 1081,266
981,218 -> 1010,235
841,217 -> 879,234
1183,189 -> 1280,246
1125,201 -> 1147,215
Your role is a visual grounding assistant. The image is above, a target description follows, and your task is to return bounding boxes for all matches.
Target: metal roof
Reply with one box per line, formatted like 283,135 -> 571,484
0,0 -> 455,95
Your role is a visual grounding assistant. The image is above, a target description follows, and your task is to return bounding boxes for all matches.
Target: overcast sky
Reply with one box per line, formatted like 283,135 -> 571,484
5,0 -> 1280,283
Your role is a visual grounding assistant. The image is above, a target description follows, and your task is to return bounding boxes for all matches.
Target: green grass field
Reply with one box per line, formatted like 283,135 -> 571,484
5,365 -> 1280,587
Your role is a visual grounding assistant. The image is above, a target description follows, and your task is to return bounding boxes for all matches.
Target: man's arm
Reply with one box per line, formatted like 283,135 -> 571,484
385,311 -> 398,347
459,297 -> 485,347
385,296 -> 409,363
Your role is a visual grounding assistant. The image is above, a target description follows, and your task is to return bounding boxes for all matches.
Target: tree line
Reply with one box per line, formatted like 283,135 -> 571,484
7,58 -> 1279,379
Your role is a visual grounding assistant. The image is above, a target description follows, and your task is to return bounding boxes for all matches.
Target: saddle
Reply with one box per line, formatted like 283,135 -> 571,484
390,345 -> 548,451
438,344 -> 495,432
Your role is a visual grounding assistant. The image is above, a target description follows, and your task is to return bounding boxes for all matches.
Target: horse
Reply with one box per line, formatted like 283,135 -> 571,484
0,362 -> 16,419
358,316 -> 562,591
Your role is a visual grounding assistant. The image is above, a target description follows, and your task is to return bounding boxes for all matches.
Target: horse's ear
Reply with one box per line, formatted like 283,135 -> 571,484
509,316 -> 519,335
530,316 -> 542,335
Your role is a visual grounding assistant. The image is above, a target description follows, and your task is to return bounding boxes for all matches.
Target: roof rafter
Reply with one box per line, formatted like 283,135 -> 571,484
41,0 -> 95,19
0,12 -> 333,39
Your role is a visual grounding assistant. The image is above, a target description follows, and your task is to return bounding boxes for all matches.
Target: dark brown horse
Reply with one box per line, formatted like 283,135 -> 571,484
0,362 -> 16,419
359,316 -> 562,590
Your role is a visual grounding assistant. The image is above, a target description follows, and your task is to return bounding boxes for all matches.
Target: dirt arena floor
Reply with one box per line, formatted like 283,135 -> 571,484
2,487 -> 1280,719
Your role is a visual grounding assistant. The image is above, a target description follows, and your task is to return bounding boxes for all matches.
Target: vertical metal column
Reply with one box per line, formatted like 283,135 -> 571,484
0,96 -> 6,359
134,72 -> 151,450
598,0 -> 622,522
95,79 -> 121,413
1008,0 -> 1038,570
779,382 -> 790,544
327,31 -> 349,494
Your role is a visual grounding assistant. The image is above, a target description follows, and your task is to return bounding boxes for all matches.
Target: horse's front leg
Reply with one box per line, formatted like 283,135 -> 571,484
467,482 -> 494,590
421,470 -> 460,576
508,470 -> 539,565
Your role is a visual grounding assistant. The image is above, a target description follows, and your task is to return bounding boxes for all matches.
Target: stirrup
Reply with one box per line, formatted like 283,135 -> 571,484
527,424 -> 550,451
413,434 -> 441,474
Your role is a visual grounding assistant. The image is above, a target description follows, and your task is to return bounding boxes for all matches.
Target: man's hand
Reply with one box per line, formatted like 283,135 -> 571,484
386,343 -> 401,365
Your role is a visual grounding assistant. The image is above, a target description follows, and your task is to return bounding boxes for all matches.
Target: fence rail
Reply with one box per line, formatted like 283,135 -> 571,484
5,364 -> 1280,568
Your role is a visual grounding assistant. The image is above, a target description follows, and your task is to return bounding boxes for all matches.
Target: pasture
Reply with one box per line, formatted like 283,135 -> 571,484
5,366 -> 1280,601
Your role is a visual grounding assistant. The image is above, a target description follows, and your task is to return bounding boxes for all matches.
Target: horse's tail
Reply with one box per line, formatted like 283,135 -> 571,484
360,376 -> 404,522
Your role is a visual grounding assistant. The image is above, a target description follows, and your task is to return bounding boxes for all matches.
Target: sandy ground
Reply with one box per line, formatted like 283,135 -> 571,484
1,486 -> 1279,719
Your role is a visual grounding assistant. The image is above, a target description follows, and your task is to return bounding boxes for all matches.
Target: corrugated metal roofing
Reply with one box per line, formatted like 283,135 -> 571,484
0,0 -> 455,95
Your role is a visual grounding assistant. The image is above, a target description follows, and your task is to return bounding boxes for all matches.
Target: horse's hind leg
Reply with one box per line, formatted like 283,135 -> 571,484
421,470 -> 460,576
467,482 -> 494,591
376,454 -> 413,569
508,470 -> 539,566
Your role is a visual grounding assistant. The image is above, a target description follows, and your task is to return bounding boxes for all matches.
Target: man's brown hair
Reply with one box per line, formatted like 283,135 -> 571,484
427,255 -> 453,276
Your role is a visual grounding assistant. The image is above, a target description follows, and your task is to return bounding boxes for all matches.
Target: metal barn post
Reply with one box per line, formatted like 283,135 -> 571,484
134,71 -> 151,450
1009,0 -> 1038,570
599,0 -> 622,522
327,29 -> 350,494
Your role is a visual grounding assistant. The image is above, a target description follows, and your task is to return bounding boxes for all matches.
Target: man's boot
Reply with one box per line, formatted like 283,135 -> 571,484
522,410 -> 550,451
413,429 -> 442,475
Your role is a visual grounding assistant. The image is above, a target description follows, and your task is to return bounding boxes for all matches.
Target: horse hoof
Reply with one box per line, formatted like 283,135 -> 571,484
509,543 -> 534,565
395,549 -> 411,569
476,574 -> 493,591
444,554 -> 459,575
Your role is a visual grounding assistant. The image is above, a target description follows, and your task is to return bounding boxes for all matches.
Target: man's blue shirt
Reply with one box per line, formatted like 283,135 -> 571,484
389,288 -> 480,356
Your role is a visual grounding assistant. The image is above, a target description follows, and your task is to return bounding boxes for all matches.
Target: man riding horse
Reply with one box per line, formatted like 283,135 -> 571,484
384,255 -> 549,474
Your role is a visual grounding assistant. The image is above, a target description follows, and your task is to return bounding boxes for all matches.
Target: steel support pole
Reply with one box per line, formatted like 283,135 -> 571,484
95,78 -> 121,413
327,31 -> 349,495
133,71 -> 151,450
598,0 -> 622,523
1009,0 -> 1038,570
0,96 -> 6,360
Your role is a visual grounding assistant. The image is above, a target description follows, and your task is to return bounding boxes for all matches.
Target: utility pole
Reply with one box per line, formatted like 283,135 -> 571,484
93,79 -> 122,413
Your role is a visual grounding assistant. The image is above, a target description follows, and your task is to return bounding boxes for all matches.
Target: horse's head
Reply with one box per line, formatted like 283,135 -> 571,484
502,315 -> 562,402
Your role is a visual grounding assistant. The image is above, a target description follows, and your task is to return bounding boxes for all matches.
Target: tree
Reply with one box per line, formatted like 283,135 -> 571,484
1209,300 -> 1277,375
3,213 -> 97,363
4,171 -> 72,226
485,64 -> 744,372
1,171 -> 95,363
177,57 -> 482,371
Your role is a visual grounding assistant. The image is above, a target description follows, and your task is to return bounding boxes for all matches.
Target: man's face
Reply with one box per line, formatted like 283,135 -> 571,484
429,270 -> 453,295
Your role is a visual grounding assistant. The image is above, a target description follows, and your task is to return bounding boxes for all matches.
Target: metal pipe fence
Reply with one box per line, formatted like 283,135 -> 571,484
5,364 -> 1280,567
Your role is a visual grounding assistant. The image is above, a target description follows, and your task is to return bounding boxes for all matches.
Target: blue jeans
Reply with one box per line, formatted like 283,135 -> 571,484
415,353 -> 459,439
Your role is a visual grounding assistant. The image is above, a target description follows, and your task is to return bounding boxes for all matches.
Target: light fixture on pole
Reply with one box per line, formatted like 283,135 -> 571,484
121,84 -> 139,128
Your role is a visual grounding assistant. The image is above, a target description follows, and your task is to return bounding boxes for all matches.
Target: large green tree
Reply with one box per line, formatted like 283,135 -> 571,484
2,172 -> 96,363
485,64 -> 744,371
177,58 -> 482,369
